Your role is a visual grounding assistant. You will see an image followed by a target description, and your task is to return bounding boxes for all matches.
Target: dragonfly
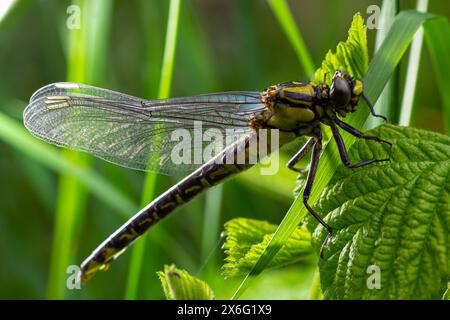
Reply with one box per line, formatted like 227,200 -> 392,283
23,70 -> 391,282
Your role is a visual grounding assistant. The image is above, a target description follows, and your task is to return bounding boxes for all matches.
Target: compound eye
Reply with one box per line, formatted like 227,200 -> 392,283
330,77 -> 351,107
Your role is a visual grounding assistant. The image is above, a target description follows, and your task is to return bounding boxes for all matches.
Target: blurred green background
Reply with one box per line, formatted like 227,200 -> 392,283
0,0 -> 448,299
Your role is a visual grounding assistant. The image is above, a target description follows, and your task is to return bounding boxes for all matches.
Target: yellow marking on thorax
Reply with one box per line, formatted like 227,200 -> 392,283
279,84 -> 315,106
267,104 -> 316,131
353,80 -> 363,96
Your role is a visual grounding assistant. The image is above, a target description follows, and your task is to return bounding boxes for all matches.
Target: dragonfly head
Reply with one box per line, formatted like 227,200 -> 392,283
330,70 -> 363,117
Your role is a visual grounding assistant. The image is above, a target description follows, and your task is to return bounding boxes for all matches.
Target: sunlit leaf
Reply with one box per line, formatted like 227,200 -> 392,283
312,13 -> 368,84
307,124 -> 450,299
222,218 -> 312,278
158,265 -> 214,300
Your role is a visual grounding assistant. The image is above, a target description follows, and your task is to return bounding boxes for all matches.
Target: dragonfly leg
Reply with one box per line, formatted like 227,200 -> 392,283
302,133 -> 333,258
330,122 -> 390,168
362,93 -> 387,122
287,137 -> 315,173
334,117 -> 392,147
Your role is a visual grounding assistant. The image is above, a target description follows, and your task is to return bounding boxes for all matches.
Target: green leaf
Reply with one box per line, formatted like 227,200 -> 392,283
312,13 -> 368,84
307,124 -> 450,299
232,10 -> 435,300
240,264 -> 317,300
222,218 -> 313,278
157,265 -> 214,300
424,17 -> 450,134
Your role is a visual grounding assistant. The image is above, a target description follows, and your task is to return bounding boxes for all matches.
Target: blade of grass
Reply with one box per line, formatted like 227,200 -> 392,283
85,0 -> 113,86
399,0 -> 429,126
157,0 -> 181,100
424,18 -> 450,134
231,10 -> 435,300
267,0 -> 315,76
201,185 -> 224,262
124,0 -> 181,300
47,0 -> 113,299
138,0 -> 165,97
366,0 -> 398,128
47,0 -> 88,298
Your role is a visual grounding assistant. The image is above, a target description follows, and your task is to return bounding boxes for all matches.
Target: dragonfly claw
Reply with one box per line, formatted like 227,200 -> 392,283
319,231 -> 333,259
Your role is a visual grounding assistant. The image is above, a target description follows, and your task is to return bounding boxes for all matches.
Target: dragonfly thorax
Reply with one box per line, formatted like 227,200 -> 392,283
262,82 -> 319,132
262,70 -> 364,132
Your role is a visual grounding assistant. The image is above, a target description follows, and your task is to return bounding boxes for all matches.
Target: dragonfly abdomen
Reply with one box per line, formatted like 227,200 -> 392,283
80,135 -> 256,281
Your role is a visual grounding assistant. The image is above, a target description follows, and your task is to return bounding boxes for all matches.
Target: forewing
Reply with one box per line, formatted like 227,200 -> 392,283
23,82 -> 265,175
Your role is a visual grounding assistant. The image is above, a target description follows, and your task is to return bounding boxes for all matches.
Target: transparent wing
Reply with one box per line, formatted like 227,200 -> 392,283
23,82 -> 265,175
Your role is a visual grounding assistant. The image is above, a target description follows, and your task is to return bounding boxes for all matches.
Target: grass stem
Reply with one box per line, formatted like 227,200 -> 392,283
267,0 -> 315,76
399,0 -> 429,126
